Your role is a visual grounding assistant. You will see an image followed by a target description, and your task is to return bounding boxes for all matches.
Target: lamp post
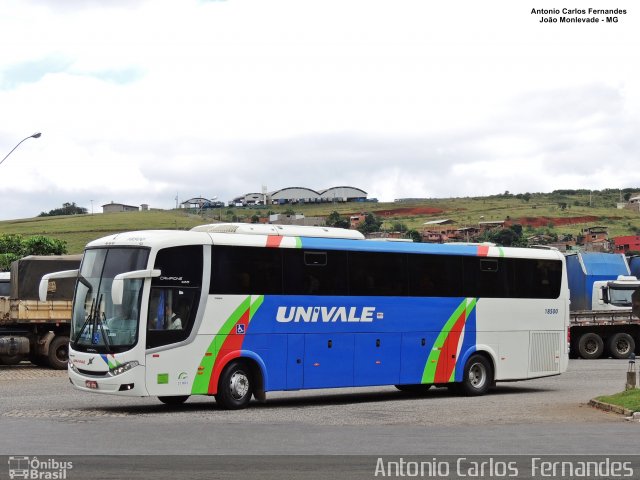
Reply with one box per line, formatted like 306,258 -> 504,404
0,132 -> 42,168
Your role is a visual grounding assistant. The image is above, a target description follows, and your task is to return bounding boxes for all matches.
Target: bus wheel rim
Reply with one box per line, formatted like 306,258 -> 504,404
468,362 -> 486,388
229,371 -> 249,400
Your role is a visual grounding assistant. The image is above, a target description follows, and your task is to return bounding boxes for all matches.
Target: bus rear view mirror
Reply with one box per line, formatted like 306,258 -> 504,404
111,269 -> 161,305
39,270 -> 79,301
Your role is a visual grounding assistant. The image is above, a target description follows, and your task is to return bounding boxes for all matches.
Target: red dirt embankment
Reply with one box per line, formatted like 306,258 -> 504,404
506,216 -> 600,227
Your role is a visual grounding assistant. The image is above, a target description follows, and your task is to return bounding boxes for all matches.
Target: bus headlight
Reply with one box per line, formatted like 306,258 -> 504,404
109,361 -> 140,377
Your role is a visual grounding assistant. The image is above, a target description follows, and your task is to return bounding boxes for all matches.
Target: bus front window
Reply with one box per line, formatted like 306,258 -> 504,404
71,248 -> 149,353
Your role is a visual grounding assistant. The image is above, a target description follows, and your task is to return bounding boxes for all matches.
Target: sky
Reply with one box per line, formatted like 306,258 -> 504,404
1,0 -> 639,220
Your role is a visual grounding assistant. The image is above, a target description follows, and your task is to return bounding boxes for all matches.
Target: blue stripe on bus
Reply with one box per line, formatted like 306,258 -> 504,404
298,237 -> 483,256
238,295 -> 476,391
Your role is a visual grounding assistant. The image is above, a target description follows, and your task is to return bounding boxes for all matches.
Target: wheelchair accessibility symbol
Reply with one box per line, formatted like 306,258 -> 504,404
236,324 -> 246,334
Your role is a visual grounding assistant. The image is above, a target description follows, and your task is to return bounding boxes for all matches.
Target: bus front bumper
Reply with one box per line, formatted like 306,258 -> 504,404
68,364 -> 149,396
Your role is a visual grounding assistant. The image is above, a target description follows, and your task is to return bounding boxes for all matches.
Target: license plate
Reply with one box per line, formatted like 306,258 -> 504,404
85,380 -> 98,389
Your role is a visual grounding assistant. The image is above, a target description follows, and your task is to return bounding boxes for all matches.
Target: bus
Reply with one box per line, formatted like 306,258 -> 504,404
40,223 -> 569,409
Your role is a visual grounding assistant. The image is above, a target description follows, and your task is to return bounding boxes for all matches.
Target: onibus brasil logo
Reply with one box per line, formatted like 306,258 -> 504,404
8,456 -> 73,479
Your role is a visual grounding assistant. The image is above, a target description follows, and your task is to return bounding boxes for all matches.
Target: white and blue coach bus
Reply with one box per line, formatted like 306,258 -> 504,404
40,223 -> 569,409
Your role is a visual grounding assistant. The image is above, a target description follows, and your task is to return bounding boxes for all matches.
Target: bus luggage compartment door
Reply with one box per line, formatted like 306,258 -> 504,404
303,333 -> 354,389
354,333 -> 401,386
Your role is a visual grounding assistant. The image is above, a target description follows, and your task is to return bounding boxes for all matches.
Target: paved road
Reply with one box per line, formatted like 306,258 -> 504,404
1,359 -> 638,456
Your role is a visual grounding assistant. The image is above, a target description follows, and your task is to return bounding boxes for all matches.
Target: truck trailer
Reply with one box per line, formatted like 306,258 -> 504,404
566,252 -> 640,359
0,255 -> 81,368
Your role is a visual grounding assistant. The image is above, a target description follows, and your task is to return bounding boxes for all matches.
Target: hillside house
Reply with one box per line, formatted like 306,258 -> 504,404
613,235 -> 640,253
102,202 -> 139,213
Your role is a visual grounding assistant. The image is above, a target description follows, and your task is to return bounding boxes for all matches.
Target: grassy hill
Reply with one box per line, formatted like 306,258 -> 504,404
1,190 -> 639,254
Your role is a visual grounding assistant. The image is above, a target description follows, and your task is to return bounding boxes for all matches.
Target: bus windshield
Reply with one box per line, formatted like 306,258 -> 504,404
71,247 -> 149,353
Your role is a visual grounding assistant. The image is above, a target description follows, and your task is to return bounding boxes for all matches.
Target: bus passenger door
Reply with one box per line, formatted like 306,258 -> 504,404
304,334 -> 354,389
286,334 -> 304,389
354,333 -> 401,386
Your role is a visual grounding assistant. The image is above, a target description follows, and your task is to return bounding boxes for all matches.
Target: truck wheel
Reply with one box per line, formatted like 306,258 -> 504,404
47,336 -> 69,370
457,354 -> 493,396
0,354 -> 23,365
577,333 -> 604,359
607,333 -> 635,359
215,360 -> 254,410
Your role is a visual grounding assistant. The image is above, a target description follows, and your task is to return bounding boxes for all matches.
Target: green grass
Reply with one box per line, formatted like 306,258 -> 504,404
596,389 -> 640,412
1,190 -> 639,254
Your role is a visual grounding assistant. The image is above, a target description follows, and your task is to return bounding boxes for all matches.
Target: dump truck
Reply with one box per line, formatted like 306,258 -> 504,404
0,255 -> 82,368
566,252 -> 640,359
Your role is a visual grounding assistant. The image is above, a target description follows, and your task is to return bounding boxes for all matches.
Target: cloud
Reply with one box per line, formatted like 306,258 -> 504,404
1,0 -> 639,221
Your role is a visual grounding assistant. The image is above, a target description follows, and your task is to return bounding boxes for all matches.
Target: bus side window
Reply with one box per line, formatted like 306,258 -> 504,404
283,250 -> 347,295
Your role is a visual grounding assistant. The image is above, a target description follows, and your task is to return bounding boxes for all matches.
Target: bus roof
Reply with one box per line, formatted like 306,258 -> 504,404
86,225 -> 564,261
191,223 -> 365,240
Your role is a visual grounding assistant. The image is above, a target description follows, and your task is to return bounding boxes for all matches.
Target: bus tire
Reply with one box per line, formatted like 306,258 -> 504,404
0,354 -> 23,365
577,333 -> 604,359
395,384 -> 432,394
158,395 -> 189,406
215,360 -> 254,410
47,336 -> 69,370
607,333 -> 635,359
458,354 -> 493,396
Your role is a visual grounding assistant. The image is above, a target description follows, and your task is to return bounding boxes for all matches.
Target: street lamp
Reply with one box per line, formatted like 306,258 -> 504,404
0,132 -> 42,168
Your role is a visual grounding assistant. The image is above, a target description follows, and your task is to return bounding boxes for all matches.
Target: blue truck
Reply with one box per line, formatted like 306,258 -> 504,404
566,252 -> 640,359
629,255 -> 640,279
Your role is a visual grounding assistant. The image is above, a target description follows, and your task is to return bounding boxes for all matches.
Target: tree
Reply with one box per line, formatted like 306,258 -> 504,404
407,230 -> 422,243
0,234 -> 67,271
38,202 -> 88,217
391,222 -> 408,232
483,225 -> 527,247
357,213 -> 383,234
325,211 -> 349,229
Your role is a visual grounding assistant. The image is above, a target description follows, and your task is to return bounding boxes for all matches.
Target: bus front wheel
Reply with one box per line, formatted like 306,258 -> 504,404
458,354 -> 493,396
215,360 -> 254,410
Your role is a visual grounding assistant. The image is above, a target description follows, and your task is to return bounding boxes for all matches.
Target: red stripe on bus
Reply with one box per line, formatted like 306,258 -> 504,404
266,236 -> 283,248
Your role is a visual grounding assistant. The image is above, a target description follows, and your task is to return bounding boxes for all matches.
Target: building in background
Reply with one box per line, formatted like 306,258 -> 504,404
613,235 -> 640,253
102,202 -> 140,213
230,186 -> 368,206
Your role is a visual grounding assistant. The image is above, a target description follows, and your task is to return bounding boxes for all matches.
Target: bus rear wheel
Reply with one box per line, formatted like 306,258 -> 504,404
607,333 -> 635,359
215,360 -> 254,410
458,354 -> 493,396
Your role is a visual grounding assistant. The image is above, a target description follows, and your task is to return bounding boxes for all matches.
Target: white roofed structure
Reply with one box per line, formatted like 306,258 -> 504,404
319,186 -> 367,202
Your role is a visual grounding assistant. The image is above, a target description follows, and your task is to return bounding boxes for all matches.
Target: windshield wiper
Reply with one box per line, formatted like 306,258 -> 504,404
87,293 -> 111,354
73,293 -> 111,353
97,308 -> 112,354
